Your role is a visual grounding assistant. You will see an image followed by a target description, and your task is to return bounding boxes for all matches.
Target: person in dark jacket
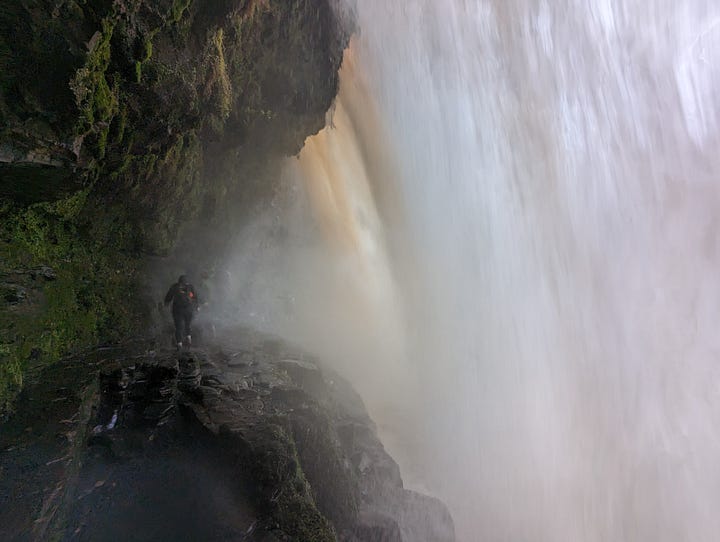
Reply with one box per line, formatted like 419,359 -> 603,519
164,275 -> 199,349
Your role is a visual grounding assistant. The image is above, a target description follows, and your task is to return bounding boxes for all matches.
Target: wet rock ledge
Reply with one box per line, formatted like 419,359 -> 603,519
0,330 -> 455,542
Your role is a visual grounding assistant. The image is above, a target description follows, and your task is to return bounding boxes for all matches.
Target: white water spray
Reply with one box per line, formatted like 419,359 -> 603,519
234,1 -> 720,540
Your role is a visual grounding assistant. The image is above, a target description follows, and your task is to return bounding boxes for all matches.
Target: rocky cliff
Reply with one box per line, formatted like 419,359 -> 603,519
1,0 -> 347,412
0,2 -> 457,540
0,330 -> 455,541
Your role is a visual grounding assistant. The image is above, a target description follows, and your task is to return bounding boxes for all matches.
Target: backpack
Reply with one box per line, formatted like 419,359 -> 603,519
176,284 -> 195,308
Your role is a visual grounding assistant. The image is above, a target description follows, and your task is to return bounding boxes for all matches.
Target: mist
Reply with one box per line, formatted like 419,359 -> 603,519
225,1 -> 720,541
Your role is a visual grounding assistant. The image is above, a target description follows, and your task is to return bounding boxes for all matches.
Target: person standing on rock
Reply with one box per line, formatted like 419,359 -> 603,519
164,275 -> 200,350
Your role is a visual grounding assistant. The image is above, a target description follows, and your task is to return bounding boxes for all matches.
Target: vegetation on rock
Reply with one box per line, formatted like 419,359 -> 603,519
0,2 -> 420,540
0,191 -> 144,412
0,0 -> 347,415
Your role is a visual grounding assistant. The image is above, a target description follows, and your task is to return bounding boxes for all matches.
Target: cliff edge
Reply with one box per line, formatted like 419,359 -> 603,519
0,330 -> 455,541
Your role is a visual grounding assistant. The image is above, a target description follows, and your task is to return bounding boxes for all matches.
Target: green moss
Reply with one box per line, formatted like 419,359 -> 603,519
131,24 -> 159,84
70,18 -> 118,138
51,189 -> 88,220
212,29 -> 232,119
142,37 -> 154,63
96,123 -> 110,159
170,0 -> 193,24
275,496 -> 335,542
201,28 -> 233,135
248,423 -> 336,542
112,104 -> 128,146
0,191 -> 145,417
0,0 -> 348,418
134,61 -> 142,83
0,356 -> 22,415
289,409 -> 359,526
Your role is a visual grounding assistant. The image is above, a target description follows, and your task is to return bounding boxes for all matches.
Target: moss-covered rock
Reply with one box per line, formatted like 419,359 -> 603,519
0,191 -> 146,413
241,422 -> 337,541
0,0 -> 349,416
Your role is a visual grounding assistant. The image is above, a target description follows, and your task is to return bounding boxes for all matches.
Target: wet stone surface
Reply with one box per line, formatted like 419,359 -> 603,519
0,329 -> 455,542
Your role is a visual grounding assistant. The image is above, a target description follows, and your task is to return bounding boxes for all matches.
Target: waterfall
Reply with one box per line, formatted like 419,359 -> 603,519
236,1 -> 720,540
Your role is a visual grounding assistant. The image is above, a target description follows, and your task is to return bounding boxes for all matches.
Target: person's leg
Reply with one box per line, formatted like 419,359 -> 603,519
173,311 -> 183,347
184,310 -> 194,345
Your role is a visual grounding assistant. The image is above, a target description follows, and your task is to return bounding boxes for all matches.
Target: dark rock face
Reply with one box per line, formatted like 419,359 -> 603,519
1,0 -> 348,246
0,6 -> 453,539
0,330 -> 456,541
0,0 -> 350,413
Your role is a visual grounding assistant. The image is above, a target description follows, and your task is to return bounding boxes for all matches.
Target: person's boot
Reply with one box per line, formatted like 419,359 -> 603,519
186,335 -> 192,348
176,342 -> 183,351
